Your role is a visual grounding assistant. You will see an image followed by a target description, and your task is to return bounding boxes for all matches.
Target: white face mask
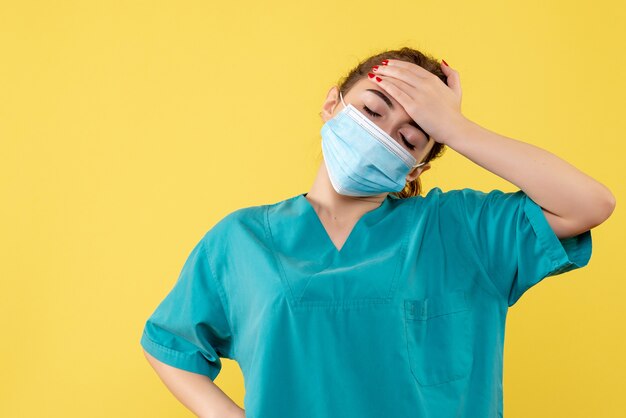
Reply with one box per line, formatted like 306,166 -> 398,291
320,91 -> 426,196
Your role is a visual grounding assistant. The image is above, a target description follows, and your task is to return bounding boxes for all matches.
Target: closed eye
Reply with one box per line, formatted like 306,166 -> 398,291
362,105 -> 382,118
362,105 -> 416,151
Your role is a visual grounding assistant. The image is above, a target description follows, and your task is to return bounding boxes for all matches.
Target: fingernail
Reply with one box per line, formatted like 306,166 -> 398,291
375,76 -> 382,82
372,65 -> 379,71
442,59 -> 448,66
368,72 -> 375,78
381,59 -> 389,66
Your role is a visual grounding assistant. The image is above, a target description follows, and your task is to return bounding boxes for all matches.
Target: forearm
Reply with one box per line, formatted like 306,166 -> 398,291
446,117 -> 616,225
143,349 -> 244,418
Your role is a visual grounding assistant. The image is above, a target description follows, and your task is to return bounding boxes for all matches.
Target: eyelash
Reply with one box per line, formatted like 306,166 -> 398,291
362,105 -> 416,150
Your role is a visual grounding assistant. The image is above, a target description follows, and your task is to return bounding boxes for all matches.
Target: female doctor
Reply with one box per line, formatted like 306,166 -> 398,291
140,47 -> 615,418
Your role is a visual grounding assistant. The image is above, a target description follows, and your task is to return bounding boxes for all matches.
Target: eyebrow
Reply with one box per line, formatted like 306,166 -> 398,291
365,89 -> 429,139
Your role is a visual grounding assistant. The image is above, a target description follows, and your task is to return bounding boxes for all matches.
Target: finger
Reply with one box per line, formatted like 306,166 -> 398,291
371,63 -> 422,90
440,61 -> 462,99
368,73 -> 416,113
384,59 -> 436,80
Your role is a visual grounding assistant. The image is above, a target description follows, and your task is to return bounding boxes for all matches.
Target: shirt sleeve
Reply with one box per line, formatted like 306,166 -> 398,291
140,235 -> 234,380
450,188 -> 593,307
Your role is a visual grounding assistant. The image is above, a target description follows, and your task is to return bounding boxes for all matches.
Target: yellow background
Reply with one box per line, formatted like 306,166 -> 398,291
1,1 -> 624,417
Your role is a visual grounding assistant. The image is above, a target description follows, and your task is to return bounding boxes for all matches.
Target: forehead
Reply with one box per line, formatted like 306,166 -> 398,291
350,80 -> 405,115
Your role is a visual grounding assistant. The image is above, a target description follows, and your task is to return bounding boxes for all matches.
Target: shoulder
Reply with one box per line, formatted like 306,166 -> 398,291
212,204 -> 267,230
202,202 -> 266,239
200,198 -> 290,257
392,186 -> 481,208
422,186 -> 524,209
399,187 -> 526,226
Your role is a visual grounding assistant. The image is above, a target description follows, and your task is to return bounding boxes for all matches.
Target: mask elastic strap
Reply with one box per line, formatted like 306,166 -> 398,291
339,90 -> 347,108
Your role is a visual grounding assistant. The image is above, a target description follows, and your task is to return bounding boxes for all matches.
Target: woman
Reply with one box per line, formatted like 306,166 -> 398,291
140,47 -> 615,418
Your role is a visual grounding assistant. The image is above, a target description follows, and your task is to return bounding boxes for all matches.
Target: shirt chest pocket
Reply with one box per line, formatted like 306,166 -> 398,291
403,289 -> 473,387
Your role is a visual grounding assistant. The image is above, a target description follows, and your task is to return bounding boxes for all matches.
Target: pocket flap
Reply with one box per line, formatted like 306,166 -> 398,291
405,289 -> 469,320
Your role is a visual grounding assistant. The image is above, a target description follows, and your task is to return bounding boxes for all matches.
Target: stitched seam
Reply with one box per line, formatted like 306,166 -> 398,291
522,196 -> 569,273
142,330 -> 200,359
141,331 -> 218,378
456,190 -> 510,308
201,237 -> 238,361
265,203 -> 298,304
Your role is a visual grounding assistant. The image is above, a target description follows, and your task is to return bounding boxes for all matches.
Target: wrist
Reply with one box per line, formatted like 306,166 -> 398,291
443,114 -> 478,148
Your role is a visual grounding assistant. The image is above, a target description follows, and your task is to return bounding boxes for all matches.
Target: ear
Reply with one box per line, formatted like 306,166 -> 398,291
406,163 -> 431,182
319,86 -> 342,122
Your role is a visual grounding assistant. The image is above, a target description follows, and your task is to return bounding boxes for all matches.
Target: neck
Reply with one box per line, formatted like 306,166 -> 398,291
305,159 -> 387,217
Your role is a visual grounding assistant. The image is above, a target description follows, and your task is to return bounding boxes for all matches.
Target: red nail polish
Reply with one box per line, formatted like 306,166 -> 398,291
368,72 -> 375,78
375,76 -> 382,82
381,59 -> 388,65
372,65 -> 379,71
442,59 -> 448,66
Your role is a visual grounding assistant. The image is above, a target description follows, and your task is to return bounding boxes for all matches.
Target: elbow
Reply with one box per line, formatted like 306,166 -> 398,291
599,191 -> 616,223
569,189 -> 616,232
587,191 -> 616,228
607,191 -> 616,212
